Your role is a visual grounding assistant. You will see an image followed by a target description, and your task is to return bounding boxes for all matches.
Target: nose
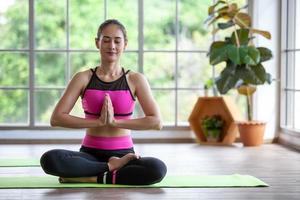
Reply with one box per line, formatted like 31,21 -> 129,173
109,41 -> 115,50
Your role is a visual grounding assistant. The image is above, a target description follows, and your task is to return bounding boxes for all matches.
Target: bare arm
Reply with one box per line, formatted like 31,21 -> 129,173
110,73 -> 163,130
50,71 -> 106,128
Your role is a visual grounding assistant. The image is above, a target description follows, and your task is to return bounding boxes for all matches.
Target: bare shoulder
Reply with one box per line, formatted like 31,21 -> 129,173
68,69 -> 93,95
127,71 -> 148,85
73,69 -> 92,83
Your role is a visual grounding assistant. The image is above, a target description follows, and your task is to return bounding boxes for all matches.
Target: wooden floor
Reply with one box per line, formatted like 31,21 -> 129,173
0,143 -> 299,200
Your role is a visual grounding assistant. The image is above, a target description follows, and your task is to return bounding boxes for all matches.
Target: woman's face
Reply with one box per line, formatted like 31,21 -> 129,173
96,24 -> 127,63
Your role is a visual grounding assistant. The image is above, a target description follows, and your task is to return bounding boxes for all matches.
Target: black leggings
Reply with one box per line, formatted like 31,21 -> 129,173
40,146 -> 167,185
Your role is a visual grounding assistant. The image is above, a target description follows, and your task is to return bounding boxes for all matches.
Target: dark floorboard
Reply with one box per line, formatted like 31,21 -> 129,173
0,143 -> 299,200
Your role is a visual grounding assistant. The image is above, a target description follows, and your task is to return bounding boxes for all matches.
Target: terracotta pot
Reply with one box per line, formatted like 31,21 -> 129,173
236,121 -> 266,146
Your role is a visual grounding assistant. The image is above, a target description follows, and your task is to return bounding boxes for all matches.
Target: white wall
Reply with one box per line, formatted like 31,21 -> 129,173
251,0 -> 281,139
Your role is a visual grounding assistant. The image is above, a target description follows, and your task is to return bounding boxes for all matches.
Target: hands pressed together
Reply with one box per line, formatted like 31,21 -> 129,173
98,94 -> 115,127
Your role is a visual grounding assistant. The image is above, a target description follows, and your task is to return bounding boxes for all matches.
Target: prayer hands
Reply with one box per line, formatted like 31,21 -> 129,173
98,94 -> 115,127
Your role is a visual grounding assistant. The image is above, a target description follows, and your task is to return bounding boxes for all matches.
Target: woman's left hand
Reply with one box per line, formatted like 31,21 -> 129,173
105,94 -> 115,126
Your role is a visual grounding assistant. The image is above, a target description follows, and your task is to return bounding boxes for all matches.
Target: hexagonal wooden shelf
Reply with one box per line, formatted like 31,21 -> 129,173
188,96 -> 243,145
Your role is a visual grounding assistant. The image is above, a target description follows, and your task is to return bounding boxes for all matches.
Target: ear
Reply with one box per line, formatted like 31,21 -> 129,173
124,40 -> 128,50
95,38 -> 100,49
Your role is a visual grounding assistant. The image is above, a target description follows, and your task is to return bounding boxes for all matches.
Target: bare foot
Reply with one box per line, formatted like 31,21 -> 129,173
59,176 -> 97,183
108,153 -> 139,171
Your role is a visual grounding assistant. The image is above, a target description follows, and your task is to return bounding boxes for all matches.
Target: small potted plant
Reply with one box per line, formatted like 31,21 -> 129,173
201,115 -> 224,142
205,0 -> 273,146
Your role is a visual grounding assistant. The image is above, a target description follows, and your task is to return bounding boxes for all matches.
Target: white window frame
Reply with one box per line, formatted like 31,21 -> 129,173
279,0 -> 300,149
0,0 -> 249,130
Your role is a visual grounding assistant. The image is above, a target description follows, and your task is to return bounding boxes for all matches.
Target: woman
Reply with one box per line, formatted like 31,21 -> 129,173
40,19 -> 167,185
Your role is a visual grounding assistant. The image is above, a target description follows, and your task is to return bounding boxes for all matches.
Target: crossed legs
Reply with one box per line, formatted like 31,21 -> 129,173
40,147 -> 167,185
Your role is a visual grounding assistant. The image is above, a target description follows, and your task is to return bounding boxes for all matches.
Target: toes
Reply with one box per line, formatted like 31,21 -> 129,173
58,177 -> 64,183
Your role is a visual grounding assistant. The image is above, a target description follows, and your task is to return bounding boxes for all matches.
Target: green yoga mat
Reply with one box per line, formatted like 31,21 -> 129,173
0,158 -> 40,167
0,175 -> 268,188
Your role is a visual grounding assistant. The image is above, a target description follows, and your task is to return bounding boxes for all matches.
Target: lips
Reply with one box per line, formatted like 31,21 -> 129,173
106,52 -> 117,56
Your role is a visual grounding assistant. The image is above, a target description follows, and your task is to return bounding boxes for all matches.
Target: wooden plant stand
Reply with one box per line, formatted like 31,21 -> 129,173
188,96 -> 243,145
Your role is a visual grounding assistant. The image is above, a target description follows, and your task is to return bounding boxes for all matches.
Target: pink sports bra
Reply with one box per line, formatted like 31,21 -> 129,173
81,67 -> 136,120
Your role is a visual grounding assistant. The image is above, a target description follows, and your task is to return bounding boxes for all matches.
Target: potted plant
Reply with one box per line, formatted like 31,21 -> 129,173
205,0 -> 273,146
201,115 -> 224,142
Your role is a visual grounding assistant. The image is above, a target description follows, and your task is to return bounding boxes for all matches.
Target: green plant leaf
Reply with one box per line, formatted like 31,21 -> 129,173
257,47 -> 273,62
239,46 -> 260,65
236,65 -> 255,84
230,29 -> 249,45
247,46 -> 261,64
218,20 -> 235,29
236,64 -> 266,84
215,62 -> 239,94
209,41 -> 228,65
227,44 -> 240,65
250,64 -> 266,84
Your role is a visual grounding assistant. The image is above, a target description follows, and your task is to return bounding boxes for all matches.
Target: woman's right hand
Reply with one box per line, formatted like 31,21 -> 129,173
98,95 -> 108,126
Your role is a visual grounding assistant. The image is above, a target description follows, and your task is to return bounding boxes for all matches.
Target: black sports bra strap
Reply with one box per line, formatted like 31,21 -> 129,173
90,67 -> 97,74
124,69 -> 130,75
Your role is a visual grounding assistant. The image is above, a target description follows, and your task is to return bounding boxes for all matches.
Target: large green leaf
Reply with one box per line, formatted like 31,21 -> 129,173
236,65 -> 255,84
257,47 -> 272,62
239,46 -> 260,65
230,29 -> 249,45
215,62 -> 239,94
247,46 -> 260,64
236,64 -> 266,84
250,64 -> 267,84
227,44 -> 240,65
209,41 -> 229,65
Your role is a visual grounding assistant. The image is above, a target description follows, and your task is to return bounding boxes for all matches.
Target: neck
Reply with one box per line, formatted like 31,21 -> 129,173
99,61 -> 122,76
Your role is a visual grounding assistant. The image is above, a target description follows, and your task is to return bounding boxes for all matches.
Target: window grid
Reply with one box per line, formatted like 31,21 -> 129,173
281,0 -> 300,132
0,0 -> 242,129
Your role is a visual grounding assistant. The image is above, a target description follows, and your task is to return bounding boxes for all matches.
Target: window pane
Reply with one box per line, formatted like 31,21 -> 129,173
144,53 -> 175,88
177,90 -> 201,125
178,53 -> 210,88
0,53 -> 29,86
0,0 -> 28,49
296,0 -> 300,49
70,98 -> 85,118
144,0 -> 175,50
226,91 -> 247,120
284,90 -> 295,129
35,90 -> 62,125
121,52 -> 138,72
295,52 -> 300,89
285,52 -> 295,89
0,89 -> 28,124
295,92 -> 300,130
70,0 -> 104,49
35,53 -> 66,86
70,52 -> 99,76
153,90 -> 175,125
178,0 -> 212,50
132,101 -> 144,119
35,0 -> 66,49
107,0 -> 138,50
